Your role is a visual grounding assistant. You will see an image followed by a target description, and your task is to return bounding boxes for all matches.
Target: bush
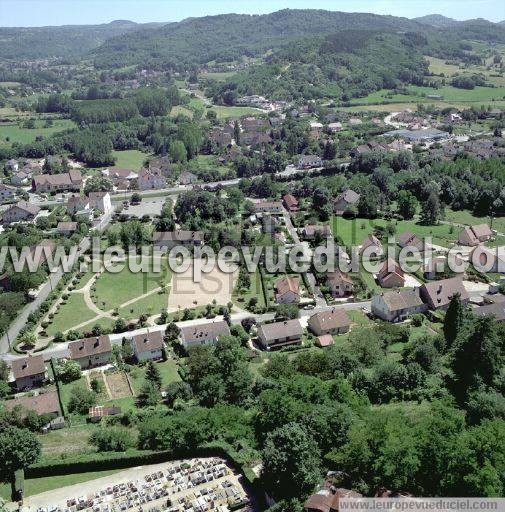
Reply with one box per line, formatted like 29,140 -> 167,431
89,427 -> 134,452
67,386 -> 96,414
55,360 -> 82,384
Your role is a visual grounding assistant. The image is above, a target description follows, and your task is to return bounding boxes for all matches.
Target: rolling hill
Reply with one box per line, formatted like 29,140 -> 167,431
0,20 -> 167,60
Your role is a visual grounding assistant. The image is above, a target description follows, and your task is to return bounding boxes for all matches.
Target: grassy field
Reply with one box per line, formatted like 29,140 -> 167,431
46,294 -> 98,336
0,118 -> 75,145
233,269 -> 266,310
332,216 -> 457,248
444,209 -> 505,235
170,105 -> 194,118
92,263 -> 171,311
209,105 -> 264,119
117,289 -> 169,319
199,71 -> 237,81
111,150 -> 149,170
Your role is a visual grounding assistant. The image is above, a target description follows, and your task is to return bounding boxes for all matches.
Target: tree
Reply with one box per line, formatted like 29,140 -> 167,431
275,304 -> 299,320
169,140 -> 187,163
165,381 -> 193,406
233,120 -> 240,145
145,361 -> 162,389
0,426 -> 41,478
68,386 -> 97,414
55,359 -> 82,384
89,427 -> 134,452
84,175 -> 113,195
397,190 -> 418,220
165,322 -> 180,342
262,422 -> 321,499
420,191 -> 441,225
0,360 -> 8,381
136,380 -> 162,407
444,293 -> 465,348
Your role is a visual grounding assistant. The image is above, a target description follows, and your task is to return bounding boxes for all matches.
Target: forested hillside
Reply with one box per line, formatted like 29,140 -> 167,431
0,20 -> 166,60
90,9 -> 426,69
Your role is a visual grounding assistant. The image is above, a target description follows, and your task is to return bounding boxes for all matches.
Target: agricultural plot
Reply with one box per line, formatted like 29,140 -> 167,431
0,118 -> 75,145
111,149 -> 149,170
105,371 -> 133,400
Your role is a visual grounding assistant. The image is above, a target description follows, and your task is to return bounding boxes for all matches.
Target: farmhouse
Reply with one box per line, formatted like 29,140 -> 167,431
419,277 -> 469,310
274,276 -> 300,304
333,189 -> 360,215
372,289 -> 427,322
458,224 -> 493,246
180,320 -> 230,350
308,308 -> 351,336
257,319 -> 303,350
129,330 -> 164,362
32,170 -> 82,193
2,200 -> 40,224
11,355 -> 46,391
376,258 -> 406,288
152,230 -> 204,249
68,335 -> 112,369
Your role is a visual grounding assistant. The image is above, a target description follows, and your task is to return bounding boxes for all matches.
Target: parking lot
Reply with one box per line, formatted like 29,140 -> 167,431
116,198 -> 165,218
21,458 -> 253,512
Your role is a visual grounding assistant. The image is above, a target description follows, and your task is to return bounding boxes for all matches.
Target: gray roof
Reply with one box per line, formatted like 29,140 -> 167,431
381,289 -> 424,312
11,355 -> 45,380
257,319 -> 302,341
382,128 -> 449,141
474,302 -> 505,321
180,320 -> 230,343
69,335 -> 112,359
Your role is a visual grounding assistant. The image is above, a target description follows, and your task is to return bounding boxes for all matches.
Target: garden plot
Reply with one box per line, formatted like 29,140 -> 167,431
105,371 -> 133,400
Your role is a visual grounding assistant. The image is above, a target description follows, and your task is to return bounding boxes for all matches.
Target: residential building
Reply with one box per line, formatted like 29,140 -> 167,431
179,171 -> 198,185
327,270 -> 354,298
57,221 -> 78,235
5,159 -> 19,173
298,155 -> 323,169
89,406 -> 122,423
302,225 -> 332,239
253,201 -> 284,214
305,489 -> 362,512
3,391 -> 61,417
360,234 -> 383,258
68,335 -> 112,369
315,334 -> 334,347
458,224 -> 493,246
179,321 -> 230,350
88,191 -> 112,213
152,230 -> 204,249
274,276 -> 300,304
419,277 -> 469,310
129,330 -> 164,362
328,122 -> 343,133
67,195 -> 90,215
282,194 -> 299,212
32,170 -> 82,193
257,319 -> 303,350
102,167 -> 138,188
2,200 -> 40,224
11,355 -> 46,391
333,189 -> 360,215
0,183 -> 16,203
137,167 -> 167,190
376,258 -> 406,288
474,302 -> 505,322
397,231 -> 425,252
10,171 -> 29,186
372,289 -> 427,322
262,214 -> 279,234
308,308 -> 351,336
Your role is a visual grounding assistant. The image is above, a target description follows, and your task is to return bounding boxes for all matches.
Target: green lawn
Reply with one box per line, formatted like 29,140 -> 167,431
332,216 -> 457,248
199,71 -> 237,81
129,359 -> 181,395
0,118 -> 75,145
210,105 -> 264,119
46,294 -> 97,336
92,263 -> 171,311
444,209 -> 505,236
233,269 -> 266,310
111,150 -> 149,171
117,289 -> 169,320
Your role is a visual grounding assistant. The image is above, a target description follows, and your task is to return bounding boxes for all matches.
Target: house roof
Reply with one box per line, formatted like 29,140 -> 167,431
474,302 -> 505,321
459,226 -> 479,245
103,167 -> 137,179
420,277 -> 469,308
131,330 -> 164,353
304,224 -> 332,237
310,308 -> 351,332
274,276 -> 300,298
11,355 -> 45,380
471,224 -> 492,239
69,335 -> 112,360
7,200 -> 40,216
282,194 -> 298,208
3,391 -> 60,416
316,334 -> 334,347
57,221 -> 78,232
398,231 -> 424,250
152,230 -> 204,243
327,270 -> 353,287
336,189 -> 360,205
360,234 -> 382,254
180,320 -> 230,343
377,258 -> 405,280
299,154 -> 321,163
257,319 -> 303,342
380,289 -> 424,312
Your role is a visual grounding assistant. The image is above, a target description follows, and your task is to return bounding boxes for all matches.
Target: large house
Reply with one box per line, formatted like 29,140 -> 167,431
458,224 -> 493,246
88,191 -> 112,213
282,194 -> 299,212
32,170 -> 82,194
326,271 -> 354,298
68,335 -> 112,369
1,200 -> 40,224
419,277 -> 469,310
376,258 -> 406,288
102,167 -> 138,189
308,308 -> 351,336
253,201 -> 284,214
137,167 -> 167,190
360,234 -> 383,258
298,155 -> 323,169
257,319 -> 303,350
372,289 -> 427,322
67,195 -> 90,216
179,321 -> 230,350
129,331 -> 164,362
11,355 -> 46,391
274,276 -> 300,304
152,230 -> 204,249
397,231 -> 425,252
333,189 -> 360,215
